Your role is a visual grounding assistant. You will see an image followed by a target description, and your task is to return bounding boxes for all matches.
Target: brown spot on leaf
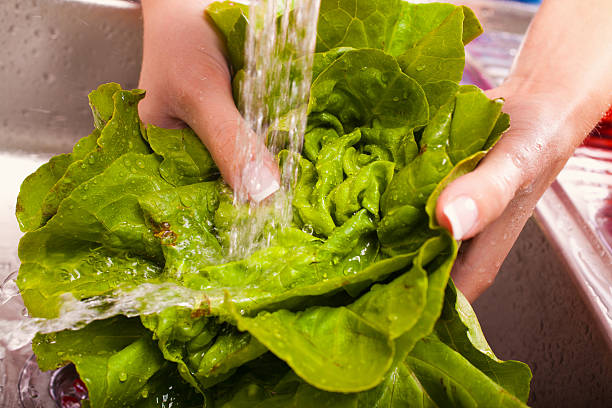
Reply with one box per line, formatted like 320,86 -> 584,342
153,221 -> 178,246
15,198 -> 24,213
190,298 -> 211,318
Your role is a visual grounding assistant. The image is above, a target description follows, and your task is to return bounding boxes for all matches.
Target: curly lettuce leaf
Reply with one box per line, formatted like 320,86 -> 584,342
141,307 -> 267,393
16,153 -> 73,232
316,0 -> 401,52
139,182 -> 223,279
16,129 -> 102,232
309,49 -> 429,131
316,1 -> 482,85
378,86 -> 506,250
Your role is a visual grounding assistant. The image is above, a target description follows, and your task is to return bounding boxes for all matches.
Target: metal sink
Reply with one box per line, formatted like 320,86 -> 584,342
1,0 -> 611,406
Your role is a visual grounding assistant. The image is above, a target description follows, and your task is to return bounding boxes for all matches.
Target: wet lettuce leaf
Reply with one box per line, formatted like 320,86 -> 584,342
34,316 -> 204,408
206,1 -> 249,72
40,86 -> 150,222
34,317 -> 166,408
16,0 -> 530,407
146,126 -> 218,187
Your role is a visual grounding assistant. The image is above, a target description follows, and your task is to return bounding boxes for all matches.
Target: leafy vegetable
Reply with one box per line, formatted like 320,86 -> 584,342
16,0 -> 530,407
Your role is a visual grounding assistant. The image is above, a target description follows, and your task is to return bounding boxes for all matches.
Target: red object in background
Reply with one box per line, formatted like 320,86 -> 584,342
73,378 -> 88,398
61,395 -> 81,408
584,106 -> 612,149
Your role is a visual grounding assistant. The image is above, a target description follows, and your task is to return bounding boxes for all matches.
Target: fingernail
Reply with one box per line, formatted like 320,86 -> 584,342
443,196 -> 478,240
242,161 -> 280,203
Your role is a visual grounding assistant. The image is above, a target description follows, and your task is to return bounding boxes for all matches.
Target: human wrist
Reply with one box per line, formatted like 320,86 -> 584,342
499,75 -> 611,141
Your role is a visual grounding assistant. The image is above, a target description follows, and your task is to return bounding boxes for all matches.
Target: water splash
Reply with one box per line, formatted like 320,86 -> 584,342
229,0 -> 320,259
0,281 -> 225,354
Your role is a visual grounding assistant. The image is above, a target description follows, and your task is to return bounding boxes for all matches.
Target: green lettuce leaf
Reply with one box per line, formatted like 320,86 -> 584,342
16,1 -> 531,406
18,152 -> 169,318
33,317 -> 166,408
146,126 -> 218,187
16,153 -> 73,232
206,1 -> 249,71
434,283 -> 532,402
40,85 -> 150,221
308,49 -> 429,131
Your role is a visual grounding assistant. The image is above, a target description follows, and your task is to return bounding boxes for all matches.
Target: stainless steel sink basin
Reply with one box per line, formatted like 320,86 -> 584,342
1,0 -> 611,406
1,0 -> 142,155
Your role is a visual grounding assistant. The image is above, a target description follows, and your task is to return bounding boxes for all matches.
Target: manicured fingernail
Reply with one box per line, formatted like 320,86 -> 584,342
443,196 -> 478,240
242,161 -> 280,203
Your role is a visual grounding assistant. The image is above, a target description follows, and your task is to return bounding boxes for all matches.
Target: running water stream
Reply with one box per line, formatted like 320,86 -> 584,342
0,0 -> 320,358
229,0 -> 320,259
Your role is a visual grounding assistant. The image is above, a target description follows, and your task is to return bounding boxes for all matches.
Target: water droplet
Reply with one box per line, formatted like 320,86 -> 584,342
42,72 -> 55,83
415,65 -> 425,72
119,372 -> 127,382
392,96 -> 399,102
301,224 -> 314,235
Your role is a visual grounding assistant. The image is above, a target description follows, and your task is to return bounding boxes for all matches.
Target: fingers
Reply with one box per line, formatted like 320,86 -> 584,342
180,85 -> 281,202
436,89 -> 581,301
451,183 -> 543,302
436,139 -> 526,241
141,64 -> 280,202
435,89 -> 572,241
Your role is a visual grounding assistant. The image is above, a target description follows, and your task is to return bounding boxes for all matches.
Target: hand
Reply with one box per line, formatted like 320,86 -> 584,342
435,0 -> 612,302
436,84 -> 581,302
138,0 -> 279,202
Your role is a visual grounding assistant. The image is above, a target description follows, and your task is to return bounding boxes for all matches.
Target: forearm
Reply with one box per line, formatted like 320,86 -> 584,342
138,0 -> 231,120
503,0 -> 612,137
140,0 -> 226,66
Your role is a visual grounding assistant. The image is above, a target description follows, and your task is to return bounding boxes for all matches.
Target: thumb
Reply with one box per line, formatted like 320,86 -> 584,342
436,142 -> 526,240
178,77 -> 280,203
